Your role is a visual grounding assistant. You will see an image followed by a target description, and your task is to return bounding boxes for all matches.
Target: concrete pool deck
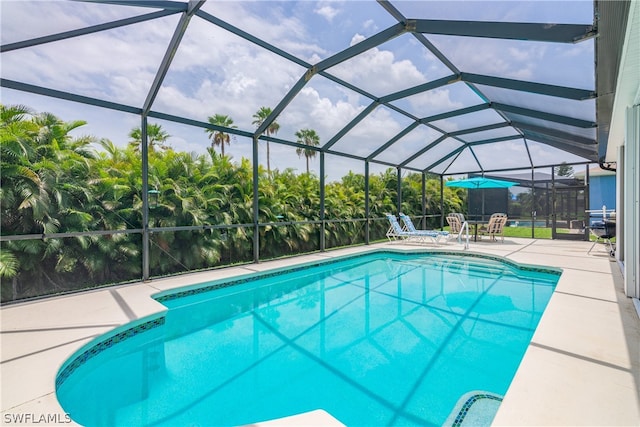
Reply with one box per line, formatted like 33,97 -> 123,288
1,237 -> 639,426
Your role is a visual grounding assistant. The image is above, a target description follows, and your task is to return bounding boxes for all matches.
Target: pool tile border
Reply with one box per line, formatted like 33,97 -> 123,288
154,251 -> 378,303
155,249 -> 561,303
55,316 -> 165,389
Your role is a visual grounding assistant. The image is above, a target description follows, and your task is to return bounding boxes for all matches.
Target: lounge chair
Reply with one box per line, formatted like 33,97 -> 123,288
478,213 -> 508,242
399,213 -> 449,242
385,213 -> 443,245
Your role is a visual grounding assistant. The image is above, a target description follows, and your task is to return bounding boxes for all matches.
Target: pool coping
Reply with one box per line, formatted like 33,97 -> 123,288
2,238 -> 639,426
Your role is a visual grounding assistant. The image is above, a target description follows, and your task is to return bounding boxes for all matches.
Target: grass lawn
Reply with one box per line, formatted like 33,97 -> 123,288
444,226 -> 554,239
441,226 -> 609,241
503,226 -> 551,239
489,227 -> 612,243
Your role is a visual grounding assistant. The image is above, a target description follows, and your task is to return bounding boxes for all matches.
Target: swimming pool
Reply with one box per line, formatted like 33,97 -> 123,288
56,251 -> 560,426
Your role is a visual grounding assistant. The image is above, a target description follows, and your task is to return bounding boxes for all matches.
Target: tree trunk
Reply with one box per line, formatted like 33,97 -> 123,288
266,141 -> 271,174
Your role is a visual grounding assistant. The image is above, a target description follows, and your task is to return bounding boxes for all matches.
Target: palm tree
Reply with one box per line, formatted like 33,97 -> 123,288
252,106 -> 280,174
294,128 -> 320,174
205,114 -> 236,156
128,123 -> 171,153
1,103 -> 33,124
1,106 -> 106,300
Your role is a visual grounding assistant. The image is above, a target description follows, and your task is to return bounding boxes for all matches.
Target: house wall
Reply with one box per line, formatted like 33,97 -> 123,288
589,176 -> 617,212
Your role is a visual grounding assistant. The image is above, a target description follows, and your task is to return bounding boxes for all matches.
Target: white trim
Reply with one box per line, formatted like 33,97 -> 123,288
623,105 -> 639,298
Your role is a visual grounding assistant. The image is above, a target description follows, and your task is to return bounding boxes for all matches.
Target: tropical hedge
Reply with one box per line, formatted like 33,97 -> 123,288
0,104 -> 465,302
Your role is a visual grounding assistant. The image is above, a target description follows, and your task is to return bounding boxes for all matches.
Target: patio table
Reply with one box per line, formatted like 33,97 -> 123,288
467,220 -> 488,242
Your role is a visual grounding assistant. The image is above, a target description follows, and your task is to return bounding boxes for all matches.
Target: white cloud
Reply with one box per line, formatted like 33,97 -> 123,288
350,33 -> 367,46
201,1 -> 327,62
314,5 -> 340,22
362,19 -> 377,31
375,125 -> 444,164
2,7 -> 178,105
426,34 -> 593,88
328,35 -> 429,96
279,85 -> 365,140
406,88 -> 465,114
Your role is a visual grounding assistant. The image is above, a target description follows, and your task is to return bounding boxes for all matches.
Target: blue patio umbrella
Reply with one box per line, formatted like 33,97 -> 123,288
446,176 -> 518,221
445,176 -> 517,189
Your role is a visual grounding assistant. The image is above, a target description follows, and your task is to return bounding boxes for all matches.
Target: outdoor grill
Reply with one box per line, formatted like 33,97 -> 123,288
588,220 -> 616,256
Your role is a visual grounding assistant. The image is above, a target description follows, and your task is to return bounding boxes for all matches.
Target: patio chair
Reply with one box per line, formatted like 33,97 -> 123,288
399,213 -> 449,242
478,213 -> 508,242
385,214 -> 442,245
446,213 -> 464,234
446,213 -> 471,244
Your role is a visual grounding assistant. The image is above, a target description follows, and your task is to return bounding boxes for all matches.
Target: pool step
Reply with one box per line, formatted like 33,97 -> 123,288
444,391 -> 503,427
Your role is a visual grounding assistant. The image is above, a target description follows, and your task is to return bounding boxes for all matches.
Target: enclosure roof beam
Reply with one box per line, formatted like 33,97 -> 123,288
492,103 -> 597,128
522,133 -> 598,157
367,122 -> 420,160
149,110 -> 320,152
466,135 -> 524,146
440,160 -> 591,177
449,121 -> 510,137
513,121 -> 596,145
421,104 -> 491,123
314,23 -> 406,71
323,148 -> 422,174
76,0 -> 188,11
461,73 -> 596,100
411,19 -> 596,43
323,102 -> 380,151
1,10 -> 178,53
379,75 -> 458,103
399,134 -> 448,168
142,0 -> 205,114
148,111 -> 254,139
253,74 -> 311,137
424,145 -> 465,172
377,1 -> 461,72
1,78 -> 141,114
435,135 -> 527,173
524,136 -> 597,160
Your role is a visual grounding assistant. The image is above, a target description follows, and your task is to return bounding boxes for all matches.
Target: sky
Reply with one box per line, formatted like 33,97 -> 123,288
0,0 -> 595,181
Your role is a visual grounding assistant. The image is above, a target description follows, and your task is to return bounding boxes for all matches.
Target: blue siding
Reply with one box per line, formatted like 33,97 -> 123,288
589,176 -> 616,211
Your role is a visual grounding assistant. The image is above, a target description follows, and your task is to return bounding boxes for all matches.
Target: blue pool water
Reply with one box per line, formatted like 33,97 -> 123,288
508,220 -> 548,228
56,251 -> 560,426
